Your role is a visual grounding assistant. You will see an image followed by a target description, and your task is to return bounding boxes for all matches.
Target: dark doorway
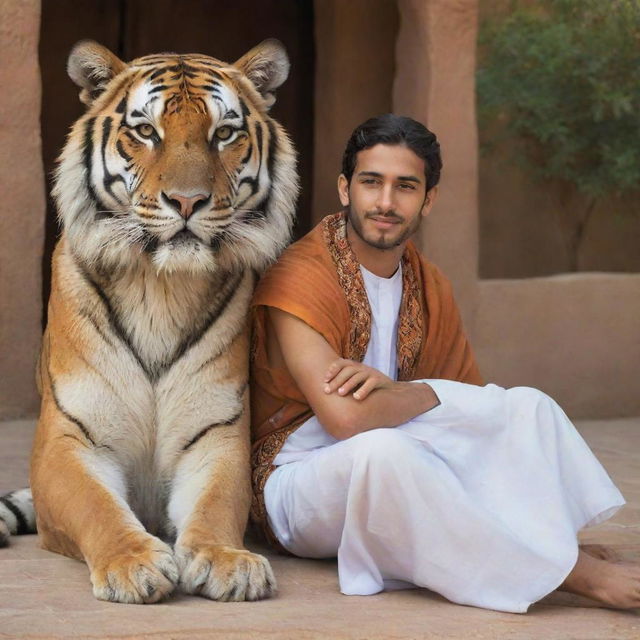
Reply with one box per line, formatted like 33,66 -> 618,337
39,0 -> 315,325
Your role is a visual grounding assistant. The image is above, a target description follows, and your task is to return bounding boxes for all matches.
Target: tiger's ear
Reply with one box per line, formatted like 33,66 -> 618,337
234,39 -> 289,109
67,40 -> 126,107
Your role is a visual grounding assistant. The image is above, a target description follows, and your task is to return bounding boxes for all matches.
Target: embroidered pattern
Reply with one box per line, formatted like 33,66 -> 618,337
323,212 -> 372,361
323,211 -> 424,378
251,419 -> 307,552
397,253 -> 424,380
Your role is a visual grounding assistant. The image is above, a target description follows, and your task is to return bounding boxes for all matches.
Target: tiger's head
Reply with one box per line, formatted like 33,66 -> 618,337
53,39 -> 298,275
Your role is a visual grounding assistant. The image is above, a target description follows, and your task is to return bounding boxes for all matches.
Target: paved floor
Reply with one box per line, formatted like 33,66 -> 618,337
0,418 -> 638,639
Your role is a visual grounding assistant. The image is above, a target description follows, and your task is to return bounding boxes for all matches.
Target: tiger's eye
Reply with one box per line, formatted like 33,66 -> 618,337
215,126 -> 233,141
136,123 -> 156,139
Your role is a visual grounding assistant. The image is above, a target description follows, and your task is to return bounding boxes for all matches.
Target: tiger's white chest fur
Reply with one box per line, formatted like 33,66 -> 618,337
51,247 -> 253,534
103,261 -> 224,375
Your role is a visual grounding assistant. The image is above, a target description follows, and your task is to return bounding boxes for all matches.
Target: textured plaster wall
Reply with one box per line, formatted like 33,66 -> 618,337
393,0 -> 480,332
312,0 -> 398,223
0,0 -> 45,419
475,275 -> 640,418
479,139 -> 640,278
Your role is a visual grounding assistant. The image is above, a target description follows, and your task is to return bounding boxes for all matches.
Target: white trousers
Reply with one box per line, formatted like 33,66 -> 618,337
264,381 -> 625,613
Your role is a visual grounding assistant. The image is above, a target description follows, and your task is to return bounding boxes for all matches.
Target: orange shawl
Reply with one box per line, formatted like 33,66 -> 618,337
250,212 -> 482,543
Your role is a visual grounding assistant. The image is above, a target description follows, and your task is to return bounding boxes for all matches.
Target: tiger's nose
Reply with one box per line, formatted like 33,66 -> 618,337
162,192 -> 210,220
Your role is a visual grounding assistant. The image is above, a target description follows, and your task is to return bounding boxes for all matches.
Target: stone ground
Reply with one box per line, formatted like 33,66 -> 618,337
0,418 -> 638,639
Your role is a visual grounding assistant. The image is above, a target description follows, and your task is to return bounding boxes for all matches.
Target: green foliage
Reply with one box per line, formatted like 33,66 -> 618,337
477,0 -> 640,200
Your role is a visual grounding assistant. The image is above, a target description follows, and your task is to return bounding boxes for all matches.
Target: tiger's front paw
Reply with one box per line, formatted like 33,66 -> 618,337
176,543 -> 276,601
90,537 -> 179,604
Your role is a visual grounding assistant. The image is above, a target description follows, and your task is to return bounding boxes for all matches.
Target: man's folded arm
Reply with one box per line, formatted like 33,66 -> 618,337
268,307 -> 439,440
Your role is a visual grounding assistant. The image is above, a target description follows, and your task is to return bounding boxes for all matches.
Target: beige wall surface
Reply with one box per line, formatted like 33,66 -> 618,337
312,0 -> 399,223
0,0 -> 45,419
474,275 -> 640,418
478,120 -> 640,279
394,0 -> 480,328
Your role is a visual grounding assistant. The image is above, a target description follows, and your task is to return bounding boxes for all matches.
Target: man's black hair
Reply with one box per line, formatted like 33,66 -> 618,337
341,114 -> 442,191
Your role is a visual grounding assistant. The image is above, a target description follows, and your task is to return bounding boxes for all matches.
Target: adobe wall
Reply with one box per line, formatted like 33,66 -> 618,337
312,0 -> 398,223
0,0 -> 45,419
478,137 -> 640,278
393,0 -> 480,334
475,275 -> 640,418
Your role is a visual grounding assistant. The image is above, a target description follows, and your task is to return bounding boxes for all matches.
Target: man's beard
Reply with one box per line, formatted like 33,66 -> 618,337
346,205 -> 422,250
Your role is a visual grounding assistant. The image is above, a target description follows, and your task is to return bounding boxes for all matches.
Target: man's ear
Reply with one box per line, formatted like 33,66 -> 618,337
234,39 -> 289,110
337,174 -> 350,207
67,40 -> 126,107
421,185 -> 439,218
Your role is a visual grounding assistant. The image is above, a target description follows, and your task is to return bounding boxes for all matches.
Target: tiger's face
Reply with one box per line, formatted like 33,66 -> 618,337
54,40 -> 298,275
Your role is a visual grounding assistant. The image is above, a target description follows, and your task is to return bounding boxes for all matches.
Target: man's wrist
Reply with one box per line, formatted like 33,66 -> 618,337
410,381 -> 440,413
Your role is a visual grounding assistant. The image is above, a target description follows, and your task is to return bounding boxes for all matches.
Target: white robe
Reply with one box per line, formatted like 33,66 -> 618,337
264,265 -> 624,613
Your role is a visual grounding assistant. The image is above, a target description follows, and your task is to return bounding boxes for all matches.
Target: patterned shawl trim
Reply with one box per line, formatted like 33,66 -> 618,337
322,211 -> 423,379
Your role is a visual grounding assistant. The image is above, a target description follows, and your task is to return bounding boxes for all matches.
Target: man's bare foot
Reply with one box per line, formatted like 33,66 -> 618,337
560,550 -> 640,609
580,543 -> 620,562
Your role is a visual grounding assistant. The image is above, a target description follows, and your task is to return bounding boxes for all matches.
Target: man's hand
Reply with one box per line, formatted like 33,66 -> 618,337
324,359 -> 394,400
267,308 -> 440,440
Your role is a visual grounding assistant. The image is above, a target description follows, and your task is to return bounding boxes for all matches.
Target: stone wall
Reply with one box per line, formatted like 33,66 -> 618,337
0,0 -> 45,419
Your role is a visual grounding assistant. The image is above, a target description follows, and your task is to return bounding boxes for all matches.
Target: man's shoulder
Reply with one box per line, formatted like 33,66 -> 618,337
253,215 -> 340,304
405,239 -> 451,288
252,214 -> 349,336
280,217 -> 328,261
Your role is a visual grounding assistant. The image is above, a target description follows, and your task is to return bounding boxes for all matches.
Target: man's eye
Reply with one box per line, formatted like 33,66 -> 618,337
215,126 -> 234,141
399,183 -> 416,190
135,123 -> 156,139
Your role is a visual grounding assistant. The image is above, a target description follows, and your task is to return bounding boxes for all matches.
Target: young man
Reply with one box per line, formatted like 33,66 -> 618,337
249,115 -> 640,612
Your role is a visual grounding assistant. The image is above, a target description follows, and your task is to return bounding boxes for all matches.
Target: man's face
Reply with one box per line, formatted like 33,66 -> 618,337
338,143 -> 436,251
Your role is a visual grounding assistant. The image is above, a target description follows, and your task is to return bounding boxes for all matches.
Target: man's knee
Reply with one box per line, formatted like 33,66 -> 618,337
347,428 -> 420,468
510,386 -> 556,409
508,386 -> 569,427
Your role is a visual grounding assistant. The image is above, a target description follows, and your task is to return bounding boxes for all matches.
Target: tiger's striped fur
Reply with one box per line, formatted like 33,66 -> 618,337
0,489 -> 36,547
0,39 -> 297,604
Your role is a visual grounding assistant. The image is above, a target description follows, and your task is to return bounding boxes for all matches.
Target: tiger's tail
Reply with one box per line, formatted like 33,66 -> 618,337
0,488 -> 36,547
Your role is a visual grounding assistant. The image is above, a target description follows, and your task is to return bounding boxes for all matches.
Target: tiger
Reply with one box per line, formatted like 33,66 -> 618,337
0,38 -> 298,604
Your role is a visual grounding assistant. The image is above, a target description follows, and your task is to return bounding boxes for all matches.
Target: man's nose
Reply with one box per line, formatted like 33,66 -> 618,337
376,184 -> 395,213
